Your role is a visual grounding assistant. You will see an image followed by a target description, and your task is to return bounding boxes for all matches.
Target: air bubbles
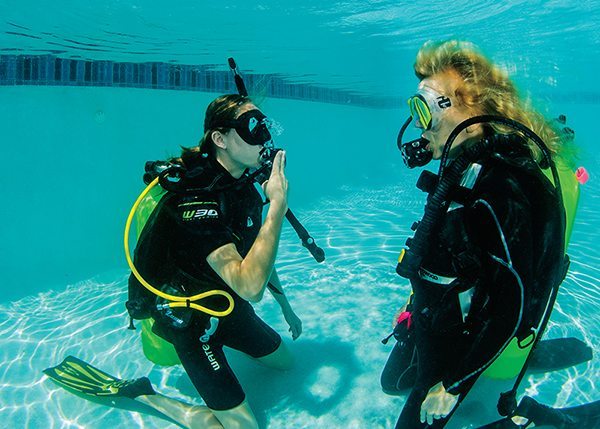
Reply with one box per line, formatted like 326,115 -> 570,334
94,110 -> 105,123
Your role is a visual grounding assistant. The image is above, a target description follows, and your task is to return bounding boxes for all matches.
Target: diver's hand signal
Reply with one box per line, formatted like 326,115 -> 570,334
262,150 -> 288,215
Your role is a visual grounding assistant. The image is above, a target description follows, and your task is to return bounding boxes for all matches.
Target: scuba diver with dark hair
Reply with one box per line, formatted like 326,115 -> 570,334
381,40 -> 598,428
43,59 -> 326,429
124,94 -> 302,428
45,94 -> 302,429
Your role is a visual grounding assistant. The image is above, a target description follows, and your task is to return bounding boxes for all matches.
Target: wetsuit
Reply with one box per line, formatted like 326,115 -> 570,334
129,152 -> 282,411
384,137 -> 566,428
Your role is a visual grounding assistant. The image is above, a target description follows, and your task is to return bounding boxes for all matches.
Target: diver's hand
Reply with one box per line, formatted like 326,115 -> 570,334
262,150 -> 288,216
420,382 -> 459,425
282,306 -> 303,340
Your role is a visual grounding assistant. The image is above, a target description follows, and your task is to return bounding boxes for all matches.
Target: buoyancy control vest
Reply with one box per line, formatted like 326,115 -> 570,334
399,130 -> 579,387
125,153 -> 259,365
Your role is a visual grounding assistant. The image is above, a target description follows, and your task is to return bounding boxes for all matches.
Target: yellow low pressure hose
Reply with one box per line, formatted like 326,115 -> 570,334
124,177 -> 234,317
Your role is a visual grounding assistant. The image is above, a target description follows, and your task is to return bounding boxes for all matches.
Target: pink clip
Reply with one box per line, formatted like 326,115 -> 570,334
576,167 -> 589,185
397,311 -> 413,329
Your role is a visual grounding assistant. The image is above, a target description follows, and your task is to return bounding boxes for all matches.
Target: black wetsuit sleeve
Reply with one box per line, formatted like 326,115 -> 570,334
443,166 -> 533,393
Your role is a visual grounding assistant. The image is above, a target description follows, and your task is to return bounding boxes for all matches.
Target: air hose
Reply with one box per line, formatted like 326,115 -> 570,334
124,176 -> 235,318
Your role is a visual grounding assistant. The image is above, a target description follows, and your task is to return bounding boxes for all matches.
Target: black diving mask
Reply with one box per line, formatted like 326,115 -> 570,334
219,109 -> 276,146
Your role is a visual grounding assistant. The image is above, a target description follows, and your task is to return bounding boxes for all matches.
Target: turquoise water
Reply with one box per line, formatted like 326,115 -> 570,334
1,2 -> 599,428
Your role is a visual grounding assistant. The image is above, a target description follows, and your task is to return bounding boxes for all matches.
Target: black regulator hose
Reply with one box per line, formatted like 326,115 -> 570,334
396,137 -> 490,279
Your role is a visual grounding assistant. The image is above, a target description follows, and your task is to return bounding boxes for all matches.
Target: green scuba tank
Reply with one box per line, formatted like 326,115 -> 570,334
544,158 -> 580,249
134,185 -> 181,367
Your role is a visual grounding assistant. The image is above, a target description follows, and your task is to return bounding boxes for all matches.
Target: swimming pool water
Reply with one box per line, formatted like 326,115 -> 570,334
1,175 -> 598,428
1,1 -> 599,428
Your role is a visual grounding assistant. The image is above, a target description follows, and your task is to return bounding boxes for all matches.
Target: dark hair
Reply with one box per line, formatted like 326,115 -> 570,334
180,94 -> 252,159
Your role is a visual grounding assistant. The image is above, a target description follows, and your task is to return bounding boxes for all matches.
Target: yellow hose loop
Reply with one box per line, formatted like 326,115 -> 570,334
124,177 -> 235,318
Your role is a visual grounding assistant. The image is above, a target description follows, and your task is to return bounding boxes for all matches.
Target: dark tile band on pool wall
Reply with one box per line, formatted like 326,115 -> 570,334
0,53 -> 396,108
2,54 -> 596,106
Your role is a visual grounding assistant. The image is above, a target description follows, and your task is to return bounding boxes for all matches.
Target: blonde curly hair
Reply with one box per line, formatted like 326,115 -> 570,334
414,40 -> 574,164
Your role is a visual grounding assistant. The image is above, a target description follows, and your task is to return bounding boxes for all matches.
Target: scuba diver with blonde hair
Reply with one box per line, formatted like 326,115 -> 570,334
382,40 -> 598,428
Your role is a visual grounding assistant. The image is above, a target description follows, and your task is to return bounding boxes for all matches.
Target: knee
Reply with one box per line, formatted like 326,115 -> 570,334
256,341 -> 294,371
380,371 -> 395,393
381,371 -> 403,395
211,400 -> 259,429
277,354 -> 294,371
268,348 -> 295,371
380,366 -> 415,395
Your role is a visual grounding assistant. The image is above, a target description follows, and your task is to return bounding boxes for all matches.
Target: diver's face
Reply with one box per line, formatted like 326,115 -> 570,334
225,103 -> 264,169
418,73 -> 477,160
